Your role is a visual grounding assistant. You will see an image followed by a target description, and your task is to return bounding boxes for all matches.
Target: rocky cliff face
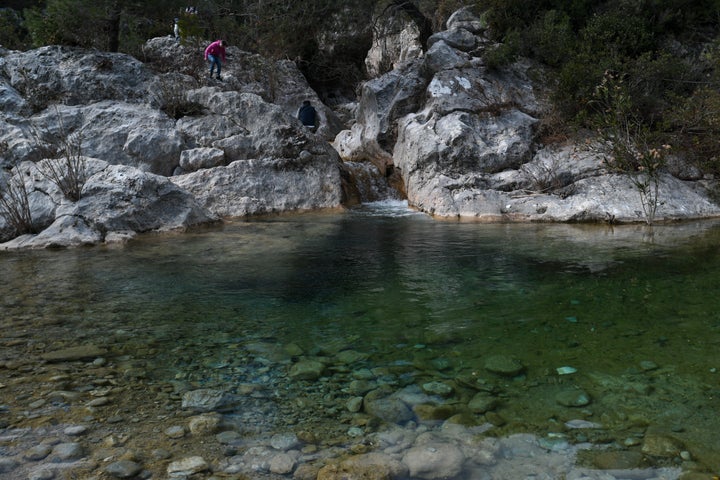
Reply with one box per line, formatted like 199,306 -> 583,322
336,7 -> 720,223
0,38 -> 347,249
1,8 -> 720,249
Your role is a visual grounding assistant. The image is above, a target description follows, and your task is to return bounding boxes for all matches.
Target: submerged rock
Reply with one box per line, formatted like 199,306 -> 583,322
402,441 -> 465,480
181,389 -> 239,412
318,452 -> 408,480
288,360 -> 326,381
591,450 -> 644,469
364,390 -> 415,424
41,344 -> 107,362
106,460 -> 143,479
468,392 -> 499,414
484,355 -> 525,377
641,429 -> 685,457
555,388 -> 591,407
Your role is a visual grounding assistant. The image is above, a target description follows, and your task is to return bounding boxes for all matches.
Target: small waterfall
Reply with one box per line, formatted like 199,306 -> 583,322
342,161 -> 405,203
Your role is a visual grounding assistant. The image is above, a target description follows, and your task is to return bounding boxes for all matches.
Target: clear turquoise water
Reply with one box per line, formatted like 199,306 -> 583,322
2,202 -> 720,471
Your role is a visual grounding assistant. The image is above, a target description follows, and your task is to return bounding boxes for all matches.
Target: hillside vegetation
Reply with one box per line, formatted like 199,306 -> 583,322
2,0 -> 719,173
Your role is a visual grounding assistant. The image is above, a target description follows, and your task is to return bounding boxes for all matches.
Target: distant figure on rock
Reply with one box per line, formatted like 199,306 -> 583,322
173,18 -> 180,41
297,100 -> 318,132
204,40 -> 227,80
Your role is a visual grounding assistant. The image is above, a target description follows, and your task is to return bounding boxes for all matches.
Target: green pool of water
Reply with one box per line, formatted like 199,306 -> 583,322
2,202 -> 720,472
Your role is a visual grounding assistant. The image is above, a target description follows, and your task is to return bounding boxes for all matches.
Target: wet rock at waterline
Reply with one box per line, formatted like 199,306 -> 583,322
0,159 -> 216,249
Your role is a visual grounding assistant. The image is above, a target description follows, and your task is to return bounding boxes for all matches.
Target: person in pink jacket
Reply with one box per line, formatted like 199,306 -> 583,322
204,40 -> 227,80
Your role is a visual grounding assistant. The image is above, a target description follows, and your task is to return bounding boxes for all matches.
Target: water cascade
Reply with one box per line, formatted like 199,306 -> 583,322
342,160 -> 405,203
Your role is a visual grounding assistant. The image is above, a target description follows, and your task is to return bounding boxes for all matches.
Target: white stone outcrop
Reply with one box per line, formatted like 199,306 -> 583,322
0,159 -> 215,250
2,7 -> 720,249
0,39 -> 348,248
334,9 -> 720,222
365,13 -> 424,78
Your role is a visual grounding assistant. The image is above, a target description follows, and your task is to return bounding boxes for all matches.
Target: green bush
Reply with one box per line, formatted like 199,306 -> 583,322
24,0 -> 104,49
483,29 -> 520,70
586,70 -> 671,224
578,9 -> 655,60
524,10 -> 575,67
625,51 -> 696,120
667,86 -> 720,174
554,52 -> 608,118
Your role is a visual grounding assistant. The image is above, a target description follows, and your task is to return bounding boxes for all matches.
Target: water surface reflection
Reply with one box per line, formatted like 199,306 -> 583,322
2,203 -> 720,477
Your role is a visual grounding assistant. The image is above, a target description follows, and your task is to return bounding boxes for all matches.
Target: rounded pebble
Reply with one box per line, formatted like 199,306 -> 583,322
64,425 -> 87,436
164,425 -> 186,438
106,460 -> 143,478
51,442 -> 84,461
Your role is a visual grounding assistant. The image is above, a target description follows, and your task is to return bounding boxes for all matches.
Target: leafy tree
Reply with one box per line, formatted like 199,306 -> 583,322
587,71 -> 671,225
24,0 -> 187,53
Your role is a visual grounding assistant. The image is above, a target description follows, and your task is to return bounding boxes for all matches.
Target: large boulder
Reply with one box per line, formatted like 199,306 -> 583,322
173,151 -> 343,218
30,102 -> 184,176
142,36 -> 343,140
0,158 -> 216,250
365,11 -> 424,78
332,60 -> 427,174
2,45 -> 153,109
171,91 -> 345,216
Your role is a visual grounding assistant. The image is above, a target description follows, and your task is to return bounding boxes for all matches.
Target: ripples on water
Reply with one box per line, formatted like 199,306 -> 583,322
3,206 -> 720,473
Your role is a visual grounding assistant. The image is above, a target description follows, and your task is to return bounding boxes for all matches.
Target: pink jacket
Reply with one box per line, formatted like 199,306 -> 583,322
204,40 -> 226,61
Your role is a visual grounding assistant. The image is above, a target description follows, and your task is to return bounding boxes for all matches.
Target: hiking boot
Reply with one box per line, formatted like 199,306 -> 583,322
216,76 -> 222,81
